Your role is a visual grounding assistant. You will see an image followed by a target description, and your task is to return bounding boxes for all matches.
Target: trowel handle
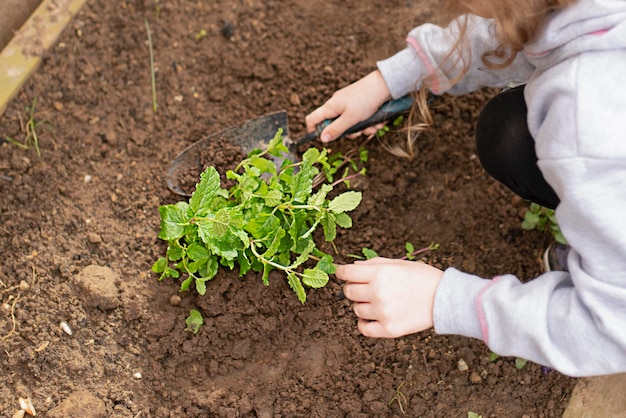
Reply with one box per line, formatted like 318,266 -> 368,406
293,95 -> 415,149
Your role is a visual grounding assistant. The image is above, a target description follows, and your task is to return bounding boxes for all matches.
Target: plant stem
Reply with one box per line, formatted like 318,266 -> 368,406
145,19 -> 158,113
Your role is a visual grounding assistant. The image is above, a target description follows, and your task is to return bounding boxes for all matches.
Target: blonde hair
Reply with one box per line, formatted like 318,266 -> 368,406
388,0 -> 577,159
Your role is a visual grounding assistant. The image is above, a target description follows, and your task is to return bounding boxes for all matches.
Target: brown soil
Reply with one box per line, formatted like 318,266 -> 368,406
0,0 -> 576,416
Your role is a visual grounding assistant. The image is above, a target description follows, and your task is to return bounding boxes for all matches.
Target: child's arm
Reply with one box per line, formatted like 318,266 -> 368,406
377,14 -> 534,99
307,14 -> 534,142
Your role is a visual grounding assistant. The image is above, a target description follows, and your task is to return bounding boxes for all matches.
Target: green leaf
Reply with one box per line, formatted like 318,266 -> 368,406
405,242 -> 415,260
362,248 -> 379,259
187,243 -> 209,262
167,242 -> 183,261
261,262 -> 272,286
335,212 -> 352,229
165,267 -> 180,278
316,255 -> 336,274
287,272 -> 306,304
290,239 -> 315,270
263,189 -> 283,207
190,167 -> 221,214
302,268 -> 329,289
245,212 -> 280,239
320,213 -> 337,242
267,128 -> 289,156
329,191 -> 362,214
158,204 -> 188,240
152,257 -> 167,273
195,278 -> 207,295
291,164 -> 315,203
180,276 -> 193,291
213,208 -> 231,237
515,357 -> 529,370
185,309 -> 204,334
249,155 -> 277,174
302,147 -> 321,164
308,183 -> 332,207
263,228 -> 287,259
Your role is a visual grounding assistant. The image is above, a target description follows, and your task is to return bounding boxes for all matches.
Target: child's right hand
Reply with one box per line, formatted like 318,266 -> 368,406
305,70 -> 392,143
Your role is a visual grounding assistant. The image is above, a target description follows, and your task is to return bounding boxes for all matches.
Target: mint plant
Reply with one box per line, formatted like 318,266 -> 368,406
185,309 -> 203,334
153,129 -> 362,303
521,203 -> 566,244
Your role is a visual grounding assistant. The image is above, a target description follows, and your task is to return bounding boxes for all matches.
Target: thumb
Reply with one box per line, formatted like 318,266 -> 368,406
319,115 -> 359,143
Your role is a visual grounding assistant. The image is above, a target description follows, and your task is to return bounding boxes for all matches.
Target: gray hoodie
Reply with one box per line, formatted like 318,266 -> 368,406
377,0 -> 626,377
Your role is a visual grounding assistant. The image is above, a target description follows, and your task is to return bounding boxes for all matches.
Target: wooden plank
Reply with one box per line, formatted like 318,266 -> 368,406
563,373 -> 626,418
0,0 -> 42,50
0,0 -> 89,116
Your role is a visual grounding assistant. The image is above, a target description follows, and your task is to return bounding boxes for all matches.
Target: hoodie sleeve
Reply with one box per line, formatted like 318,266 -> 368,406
376,14 -> 534,97
433,46 -> 626,377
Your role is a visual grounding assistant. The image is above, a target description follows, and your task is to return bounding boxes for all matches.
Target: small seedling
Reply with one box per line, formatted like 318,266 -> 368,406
515,357 -> 529,370
522,203 -> 566,244
5,97 -> 46,157
388,381 -> 407,415
347,247 -> 379,260
195,29 -> 207,40
403,241 -> 439,260
489,352 -> 528,369
314,146 -> 368,189
185,309 -> 203,334
154,129 -> 362,304
144,18 -> 158,113
376,115 -> 405,138
468,412 -> 483,418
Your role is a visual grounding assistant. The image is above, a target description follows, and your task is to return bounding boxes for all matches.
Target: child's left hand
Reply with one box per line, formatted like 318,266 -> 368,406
335,257 -> 444,338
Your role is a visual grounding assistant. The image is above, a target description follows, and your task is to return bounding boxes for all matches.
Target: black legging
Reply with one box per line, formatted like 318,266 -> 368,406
475,85 -> 559,210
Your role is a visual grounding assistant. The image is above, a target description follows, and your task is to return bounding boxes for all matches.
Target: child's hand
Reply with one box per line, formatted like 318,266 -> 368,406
335,257 -> 444,338
305,70 -> 392,143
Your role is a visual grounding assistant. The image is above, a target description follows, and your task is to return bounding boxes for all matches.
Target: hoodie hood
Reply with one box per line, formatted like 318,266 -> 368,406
524,0 -> 626,68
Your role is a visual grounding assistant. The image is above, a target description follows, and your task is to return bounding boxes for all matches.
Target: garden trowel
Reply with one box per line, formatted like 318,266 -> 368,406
166,95 -> 414,196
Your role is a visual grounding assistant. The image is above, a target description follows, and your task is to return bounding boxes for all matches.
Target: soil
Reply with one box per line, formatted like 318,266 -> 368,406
0,0 -> 577,417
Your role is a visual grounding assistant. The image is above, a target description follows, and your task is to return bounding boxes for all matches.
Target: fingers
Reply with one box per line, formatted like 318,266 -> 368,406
304,70 -> 391,143
318,114 -> 361,143
335,257 -> 409,284
334,262 -> 375,284
304,105 -> 340,135
357,319 -> 395,338
343,282 -> 370,302
306,107 -> 365,143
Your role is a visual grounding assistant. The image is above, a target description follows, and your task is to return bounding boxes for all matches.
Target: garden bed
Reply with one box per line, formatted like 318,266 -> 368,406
0,0 -> 576,416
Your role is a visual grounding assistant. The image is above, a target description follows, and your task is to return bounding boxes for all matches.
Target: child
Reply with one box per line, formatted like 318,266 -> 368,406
305,0 -> 626,377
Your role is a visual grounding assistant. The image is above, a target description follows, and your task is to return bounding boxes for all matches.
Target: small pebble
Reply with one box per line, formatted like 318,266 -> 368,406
19,280 -> 30,291
133,372 -> 142,379
60,321 -> 73,335
457,359 -> 469,372
87,233 -> 102,244
169,295 -> 182,306
221,22 -> 235,39
18,397 -> 36,416
469,371 -> 482,384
